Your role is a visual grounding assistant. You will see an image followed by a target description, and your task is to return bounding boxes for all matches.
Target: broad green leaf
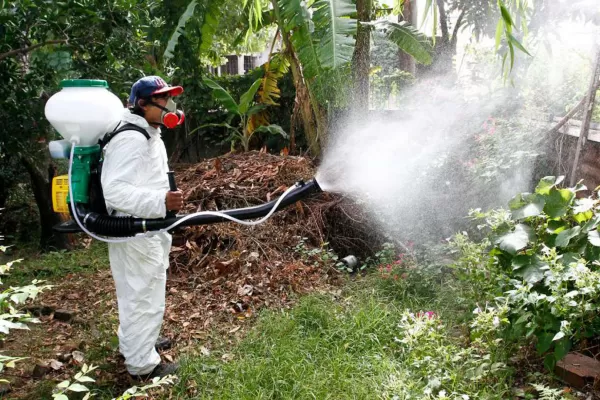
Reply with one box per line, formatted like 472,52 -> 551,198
495,224 -> 534,255
511,254 -> 532,270
574,210 -> 593,223
200,1 -> 221,52
67,383 -> 89,392
311,0 -> 357,69
561,252 -> 580,266
535,176 -> 563,195
280,1 -> 321,80
77,376 -> 95,383
556,226 -> 581,248
368,21 -> 432,65
588,230 -> 600,247
203,78 -> 240,115
56,380 -> 70,389
547,220 -> 567,234
253,124 -> 289,138
239,79 -> 263,115
163,1 -> 198,60
513,256 -> 547,284
536,332 -> 554,354
544,353 -> 556,371
544,188 -> 575,218
509,193 -> 545,220
573,198 -> 596,214
514,312 -> 531,325
554,337 -> 571,361
53,394 -> 69,400
583,215 -> 600,232
246,104 -> 268,116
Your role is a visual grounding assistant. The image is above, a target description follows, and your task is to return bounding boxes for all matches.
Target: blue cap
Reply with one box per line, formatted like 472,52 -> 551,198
128,76 -> 183,106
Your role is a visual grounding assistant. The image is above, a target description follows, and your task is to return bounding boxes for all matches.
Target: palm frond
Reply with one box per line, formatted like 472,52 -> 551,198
163,0 -> 198,61
277,0 -> 322,80
369,20 -> 433,65
200,0 -> 222,52
311,0 -> 357,69
258,52 -> 290,106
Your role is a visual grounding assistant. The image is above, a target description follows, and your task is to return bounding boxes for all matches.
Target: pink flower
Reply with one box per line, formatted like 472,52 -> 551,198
417,311 -> 437,319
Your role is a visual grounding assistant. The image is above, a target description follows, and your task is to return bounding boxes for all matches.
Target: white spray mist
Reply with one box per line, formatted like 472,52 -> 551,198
316,14 -> 599,244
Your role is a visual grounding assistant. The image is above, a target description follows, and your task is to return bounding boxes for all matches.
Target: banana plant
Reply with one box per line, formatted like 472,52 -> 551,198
201,77 -> 288,152
239,0 -> 434,155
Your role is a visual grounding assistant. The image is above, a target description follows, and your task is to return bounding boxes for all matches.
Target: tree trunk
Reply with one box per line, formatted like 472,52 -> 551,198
437,0 -> 449,45
450,10 -> 466,55
21,156 -> 71,251
398,0 -> 417,75
279,28 -> 320,156
436,0 -> 453,72
352,0 -> 372,116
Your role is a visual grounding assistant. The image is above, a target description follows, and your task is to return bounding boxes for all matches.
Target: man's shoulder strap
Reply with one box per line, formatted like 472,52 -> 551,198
99,122 -> 150,149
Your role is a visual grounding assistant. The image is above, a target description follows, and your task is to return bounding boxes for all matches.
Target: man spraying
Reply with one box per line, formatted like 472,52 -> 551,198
101,76 -> 184,379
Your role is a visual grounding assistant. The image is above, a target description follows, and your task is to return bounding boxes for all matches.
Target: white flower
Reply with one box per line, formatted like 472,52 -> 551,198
493,316 -> 500,327
462,396 -> 470,400
424,388 -> 432,395
576,263 -> 589,273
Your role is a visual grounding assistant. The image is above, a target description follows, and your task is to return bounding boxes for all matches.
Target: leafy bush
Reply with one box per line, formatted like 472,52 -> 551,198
0,242 -> 51,378
452,176 -> 600,370
384,309 -> 512,399
52,363 -> 174,400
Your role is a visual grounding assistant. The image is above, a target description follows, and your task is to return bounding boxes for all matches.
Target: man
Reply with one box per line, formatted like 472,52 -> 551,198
101,76 -> 184,379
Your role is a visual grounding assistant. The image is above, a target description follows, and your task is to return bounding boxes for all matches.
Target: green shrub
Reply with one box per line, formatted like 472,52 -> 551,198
452,176 -> 600,370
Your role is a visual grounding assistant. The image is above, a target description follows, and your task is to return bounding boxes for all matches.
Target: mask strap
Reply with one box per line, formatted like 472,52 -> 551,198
148,101 -> 170,113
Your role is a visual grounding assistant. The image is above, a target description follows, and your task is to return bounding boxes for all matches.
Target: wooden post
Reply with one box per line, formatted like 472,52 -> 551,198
569,50 -> 600,187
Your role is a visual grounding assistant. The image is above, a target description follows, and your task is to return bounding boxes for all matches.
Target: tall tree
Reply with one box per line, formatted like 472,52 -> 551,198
398,0 -> 418,75
352,0 -> 373,115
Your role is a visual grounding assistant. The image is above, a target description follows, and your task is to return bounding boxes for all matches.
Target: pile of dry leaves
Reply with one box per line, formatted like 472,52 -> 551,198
163,151 -> 383,342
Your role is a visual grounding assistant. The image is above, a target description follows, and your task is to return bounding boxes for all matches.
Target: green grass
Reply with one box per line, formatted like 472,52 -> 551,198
170,270 -> 515,400
175,290 -> 405,399
3,241 -> 109,286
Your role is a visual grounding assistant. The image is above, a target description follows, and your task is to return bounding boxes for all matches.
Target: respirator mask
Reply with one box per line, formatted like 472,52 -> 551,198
149,98 -> 185,129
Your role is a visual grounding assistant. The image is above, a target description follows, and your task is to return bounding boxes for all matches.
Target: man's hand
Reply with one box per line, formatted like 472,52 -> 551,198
165,190 -> 184,212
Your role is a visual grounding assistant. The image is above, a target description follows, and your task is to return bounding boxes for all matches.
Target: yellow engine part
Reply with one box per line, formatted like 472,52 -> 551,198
52,175 -> 69,213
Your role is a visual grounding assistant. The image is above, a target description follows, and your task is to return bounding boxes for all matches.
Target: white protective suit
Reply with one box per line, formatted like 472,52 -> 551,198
101,110 -> 171,375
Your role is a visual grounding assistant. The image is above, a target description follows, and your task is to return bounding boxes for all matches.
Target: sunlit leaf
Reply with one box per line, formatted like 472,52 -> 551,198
556,226 -> 581,248
495,224 -> 534,255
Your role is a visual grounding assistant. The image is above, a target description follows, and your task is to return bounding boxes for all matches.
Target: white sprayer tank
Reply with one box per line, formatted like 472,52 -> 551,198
45,79 -> 124,146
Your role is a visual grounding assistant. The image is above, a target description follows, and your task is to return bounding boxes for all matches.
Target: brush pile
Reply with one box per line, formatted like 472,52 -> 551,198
163,151 -> 384,335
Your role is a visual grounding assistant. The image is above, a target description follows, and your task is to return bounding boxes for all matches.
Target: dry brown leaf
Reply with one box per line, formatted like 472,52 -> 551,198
72,351 -> 85,364
50,359 -> 64,370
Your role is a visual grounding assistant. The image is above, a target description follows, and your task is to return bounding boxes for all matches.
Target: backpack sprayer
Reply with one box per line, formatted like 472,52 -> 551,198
45,79 -> 323,242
